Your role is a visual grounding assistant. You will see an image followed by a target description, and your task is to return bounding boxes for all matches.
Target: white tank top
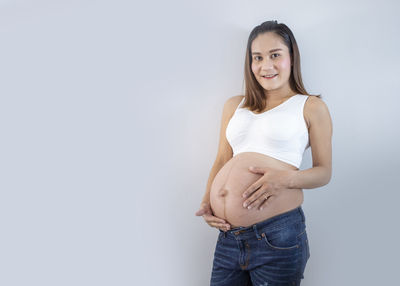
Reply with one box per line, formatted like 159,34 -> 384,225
225,94 -> 310,168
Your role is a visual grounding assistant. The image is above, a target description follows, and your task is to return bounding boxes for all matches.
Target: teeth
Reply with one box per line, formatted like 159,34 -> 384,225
263,74 -> 276,78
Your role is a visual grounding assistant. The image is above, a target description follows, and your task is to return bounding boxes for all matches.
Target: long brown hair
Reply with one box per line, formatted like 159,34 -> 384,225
242,20 -> 321,112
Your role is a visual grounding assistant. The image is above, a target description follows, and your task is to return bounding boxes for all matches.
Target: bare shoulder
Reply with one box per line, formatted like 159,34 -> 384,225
225,95 -> 244,109
222,95 -> 245,115
304,95 -> 331,129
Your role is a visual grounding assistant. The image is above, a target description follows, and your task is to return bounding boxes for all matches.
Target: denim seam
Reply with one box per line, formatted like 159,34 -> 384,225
262,234 -> 300,250
296,229 -> 306,238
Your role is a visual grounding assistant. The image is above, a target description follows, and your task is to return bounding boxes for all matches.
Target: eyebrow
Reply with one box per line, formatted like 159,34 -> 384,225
251,48 -> 283,55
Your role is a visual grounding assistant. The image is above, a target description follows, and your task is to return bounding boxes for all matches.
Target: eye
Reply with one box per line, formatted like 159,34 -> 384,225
271,53 -> 280,58
254,56 -> 262,61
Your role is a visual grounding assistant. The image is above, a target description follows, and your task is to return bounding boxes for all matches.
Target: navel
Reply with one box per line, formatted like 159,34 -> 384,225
218,188 -> 228,197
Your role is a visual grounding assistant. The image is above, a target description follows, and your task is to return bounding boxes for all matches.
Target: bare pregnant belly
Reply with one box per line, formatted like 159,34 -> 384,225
210,152 -> 304,228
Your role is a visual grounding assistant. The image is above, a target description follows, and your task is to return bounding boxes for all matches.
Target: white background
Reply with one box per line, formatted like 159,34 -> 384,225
1,0 -> 399,285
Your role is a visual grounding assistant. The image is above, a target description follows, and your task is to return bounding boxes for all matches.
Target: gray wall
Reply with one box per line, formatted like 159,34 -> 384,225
1,0 -> 399,285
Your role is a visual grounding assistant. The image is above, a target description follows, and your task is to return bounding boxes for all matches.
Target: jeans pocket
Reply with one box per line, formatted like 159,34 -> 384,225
261,223 -> 303,250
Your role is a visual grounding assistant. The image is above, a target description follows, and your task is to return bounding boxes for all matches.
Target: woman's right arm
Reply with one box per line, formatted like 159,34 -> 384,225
195,96 -> 244,231
202,95 -> 243,202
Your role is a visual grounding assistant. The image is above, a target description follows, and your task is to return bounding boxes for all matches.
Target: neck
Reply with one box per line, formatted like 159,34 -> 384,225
263,89 -> 297,101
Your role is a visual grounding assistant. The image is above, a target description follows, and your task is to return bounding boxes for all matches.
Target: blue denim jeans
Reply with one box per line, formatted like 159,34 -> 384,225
210,206 -> 310,286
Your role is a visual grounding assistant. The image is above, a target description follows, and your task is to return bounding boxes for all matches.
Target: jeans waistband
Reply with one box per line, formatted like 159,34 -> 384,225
220,206 -> 305,240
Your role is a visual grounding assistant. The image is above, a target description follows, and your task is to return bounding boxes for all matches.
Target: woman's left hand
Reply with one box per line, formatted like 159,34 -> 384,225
242,166 -> 295,211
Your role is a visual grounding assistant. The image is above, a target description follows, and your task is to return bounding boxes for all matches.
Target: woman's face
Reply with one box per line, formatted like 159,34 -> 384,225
250,32 -> 292,94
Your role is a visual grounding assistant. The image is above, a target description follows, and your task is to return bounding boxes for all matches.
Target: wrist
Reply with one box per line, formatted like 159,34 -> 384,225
285,170 -> 297,189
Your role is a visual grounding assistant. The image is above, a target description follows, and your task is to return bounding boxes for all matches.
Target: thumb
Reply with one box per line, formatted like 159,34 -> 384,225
195,203 -> 212,216
195,207 -> 208,216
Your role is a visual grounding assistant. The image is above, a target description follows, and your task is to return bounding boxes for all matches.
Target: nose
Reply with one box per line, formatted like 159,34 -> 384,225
260,58 -> 274,71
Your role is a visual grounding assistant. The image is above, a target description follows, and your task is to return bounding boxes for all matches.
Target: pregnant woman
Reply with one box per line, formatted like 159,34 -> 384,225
195,20 -> 333,285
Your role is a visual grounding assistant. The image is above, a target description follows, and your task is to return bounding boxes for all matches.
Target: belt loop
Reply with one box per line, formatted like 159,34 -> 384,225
224,231 -> 227,238
253,224 -> 261,240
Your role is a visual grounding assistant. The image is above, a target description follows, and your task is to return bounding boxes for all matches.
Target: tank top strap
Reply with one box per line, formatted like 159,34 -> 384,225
291,95 -> 310,129
234,96 -> 246,111
299,94 -> 310,106
297,95 -> 310,114
285,94 -> 308,110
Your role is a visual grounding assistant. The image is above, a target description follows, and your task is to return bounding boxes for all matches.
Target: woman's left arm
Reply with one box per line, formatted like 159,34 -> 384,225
287,96 -> 333,189
242,96 -> 333,210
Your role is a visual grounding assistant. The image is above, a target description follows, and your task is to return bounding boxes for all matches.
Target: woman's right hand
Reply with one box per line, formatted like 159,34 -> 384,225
195,201 -> 231,232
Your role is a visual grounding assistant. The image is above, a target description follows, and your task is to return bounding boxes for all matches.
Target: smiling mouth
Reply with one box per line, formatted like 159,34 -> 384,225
262,74 -> 277,79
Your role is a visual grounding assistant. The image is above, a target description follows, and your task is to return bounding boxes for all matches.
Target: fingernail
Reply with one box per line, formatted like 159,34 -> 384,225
243,203 -> 247,208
